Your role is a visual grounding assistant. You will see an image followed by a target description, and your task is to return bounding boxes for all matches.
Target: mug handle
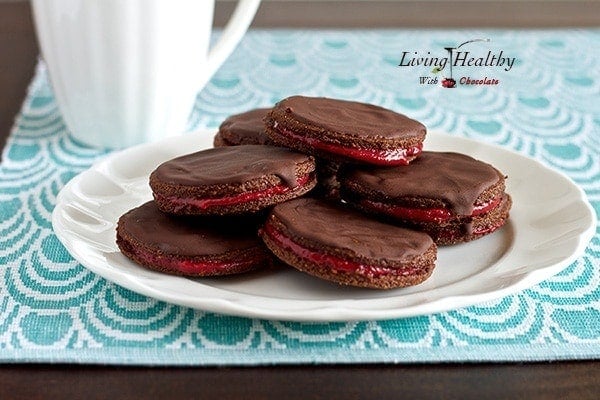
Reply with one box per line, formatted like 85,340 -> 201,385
200,0 -> 261,88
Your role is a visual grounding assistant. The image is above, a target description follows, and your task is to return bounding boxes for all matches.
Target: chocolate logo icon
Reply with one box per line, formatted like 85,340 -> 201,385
440,39 -> 489,89
441,78 -> 456,88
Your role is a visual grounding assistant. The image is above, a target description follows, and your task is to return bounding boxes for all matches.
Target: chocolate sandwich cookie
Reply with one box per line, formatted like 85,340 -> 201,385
150,145 -> 317,215
264,96 -> 426,166
116,201 -> 273,277
213,108 -> 272,147
260,198 -> 437,289
339,151 -> 512,245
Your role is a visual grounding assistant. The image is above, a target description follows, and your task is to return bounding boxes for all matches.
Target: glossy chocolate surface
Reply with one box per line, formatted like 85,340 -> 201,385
270,198 -> 433,262
151,145 -> 312,188
343,151 -> 503,215
273,96 -> 426,140
117,201 -> 263,257
218,108 -> 271,145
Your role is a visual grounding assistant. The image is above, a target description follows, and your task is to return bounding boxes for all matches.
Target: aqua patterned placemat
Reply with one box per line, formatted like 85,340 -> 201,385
1,30 -> 599,365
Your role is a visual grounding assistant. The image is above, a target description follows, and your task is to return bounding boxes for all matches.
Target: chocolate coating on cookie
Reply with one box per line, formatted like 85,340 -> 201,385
277,96 -> 425,140
270,198 -> 433,264
118,202 -> 262,257
150,145 -> 317,216
265,96 -> 426,166
116,201 -> 273,276
216,108 -> 271,146
341,151 -> 504,216
261,198 -> 437,289
151,145 -> 311,188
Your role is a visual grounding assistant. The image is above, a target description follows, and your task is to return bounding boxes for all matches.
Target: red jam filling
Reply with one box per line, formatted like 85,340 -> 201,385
120,240 -> 263,275
157,174 -> 313,212
360,195 -> 502,223
272,124 -> 422,166
261,222 -> 421,278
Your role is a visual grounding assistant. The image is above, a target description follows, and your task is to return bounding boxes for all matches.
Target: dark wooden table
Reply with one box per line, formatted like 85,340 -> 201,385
1,2 -> 599,399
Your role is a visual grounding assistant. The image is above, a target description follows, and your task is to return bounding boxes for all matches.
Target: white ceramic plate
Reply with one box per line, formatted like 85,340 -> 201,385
52,131 -> 596,321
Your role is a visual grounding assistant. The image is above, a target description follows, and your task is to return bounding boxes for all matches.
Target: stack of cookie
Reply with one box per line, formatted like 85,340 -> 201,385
117,96 -> 511,290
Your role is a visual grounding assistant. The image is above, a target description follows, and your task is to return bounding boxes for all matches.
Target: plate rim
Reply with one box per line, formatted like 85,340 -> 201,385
51,130 -> 597,321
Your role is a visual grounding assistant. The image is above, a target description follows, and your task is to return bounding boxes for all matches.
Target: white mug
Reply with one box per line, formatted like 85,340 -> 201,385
32,0 -> 261,149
